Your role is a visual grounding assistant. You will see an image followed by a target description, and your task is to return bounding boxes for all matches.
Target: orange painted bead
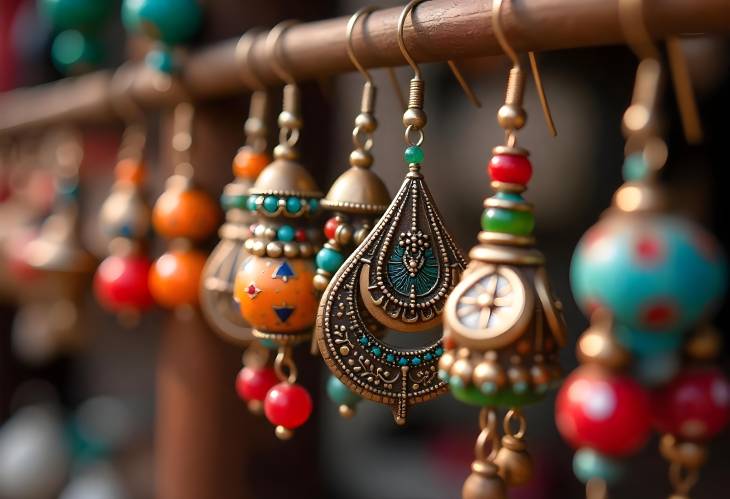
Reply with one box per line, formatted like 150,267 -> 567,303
149,248 -> 207,308
232,146 -> 270,180
115,158 -> 146,186
234,256 -> 318,334
152,186 -> 219,241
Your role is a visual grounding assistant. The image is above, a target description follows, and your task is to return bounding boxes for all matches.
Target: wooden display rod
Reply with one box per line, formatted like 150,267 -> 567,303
1,0 -> 729,134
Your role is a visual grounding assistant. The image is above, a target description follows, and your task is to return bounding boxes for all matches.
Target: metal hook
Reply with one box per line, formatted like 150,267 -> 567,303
492,0 -> 557,136
397,0 -> 481,108
618,0 -> 702,143
347,7 -> 407,111
266,20 -> 298,86
235,28 -> 267,91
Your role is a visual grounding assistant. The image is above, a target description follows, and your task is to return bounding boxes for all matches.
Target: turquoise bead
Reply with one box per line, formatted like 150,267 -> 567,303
573,448 -> 625,485
327,376 -> 361,407
495,191 -> 526,203
371,347 -> 382,357
258,338 -> 278,350
51,30 -> 102,74
285,197 -> 301,214
39,0 -> 113,31
622,153 -> 649,182
316,247 -> 344,273
633,350 -> 680,386
263,196 -> 278,213
308,198 -> 319,213
122,0 -> 202,45
404,145 -> 424,164
246,195 -> 258,211
145,46 -> 175,73
277,225 -> 295,242
358,336 -> 369,346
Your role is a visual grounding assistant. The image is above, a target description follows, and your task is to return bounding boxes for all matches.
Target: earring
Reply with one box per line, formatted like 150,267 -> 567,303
316,0 -> 480,426
233,21 -> 323,439
95,123 -> 154,324
557,1 -> 728,498
149,102 -> 219,314
439,1 -> 565,497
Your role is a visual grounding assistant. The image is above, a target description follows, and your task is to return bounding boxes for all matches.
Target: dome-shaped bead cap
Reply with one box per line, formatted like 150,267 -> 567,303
248,159 -> 322,199
320,166 -> 390,214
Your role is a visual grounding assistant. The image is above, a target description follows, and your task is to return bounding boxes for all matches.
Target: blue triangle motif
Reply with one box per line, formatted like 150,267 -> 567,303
273,261 -> 295,281
273,305 -> 295,323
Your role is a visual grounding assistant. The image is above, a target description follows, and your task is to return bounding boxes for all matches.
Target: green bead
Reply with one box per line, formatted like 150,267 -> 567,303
622,152 -> 649,182
285,197 -> 301,214
277,225 -> 295,242
122,0 -> 202,45
573,448 -> 625,485
450,384 -> 544,407
220,194 -> 247,211
326,375 -> 361,407
39,0 -> 113,32
263,196 -> 278,213
51,30 -> 102,74
316,247 -> 345,273
145,46 -> 175,73
404,145 -> 424,164
481,207 -> 534,236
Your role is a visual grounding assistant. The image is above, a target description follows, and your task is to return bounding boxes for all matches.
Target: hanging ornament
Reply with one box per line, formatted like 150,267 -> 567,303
439,1 -> 565,497
150,102 -> 219,314
233,22 -> 322,439
316,0 -> 482,426
94,125 -> 154,322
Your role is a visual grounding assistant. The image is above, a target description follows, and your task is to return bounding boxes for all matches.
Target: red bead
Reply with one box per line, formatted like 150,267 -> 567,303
294,228 -> 308,242
556,365 -> 652,457
264,382 -> 313,430
488,154 -> 533,185
652,368 -> 730,441
235,366 -> 279,403
94,254 -> 154,312
323,217 -> 339,240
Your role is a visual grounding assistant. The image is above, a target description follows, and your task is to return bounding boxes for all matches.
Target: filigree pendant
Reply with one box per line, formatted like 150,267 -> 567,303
317,163 -> 466,424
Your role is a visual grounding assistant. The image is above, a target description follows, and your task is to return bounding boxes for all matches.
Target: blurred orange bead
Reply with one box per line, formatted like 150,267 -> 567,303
115,158 -> 146,186
232,146 -> 270,179
149,249 -> 207,308
152,186 -> 219,240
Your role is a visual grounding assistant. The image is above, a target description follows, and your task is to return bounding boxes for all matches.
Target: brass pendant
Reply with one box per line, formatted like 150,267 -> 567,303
317,163 -> 465,424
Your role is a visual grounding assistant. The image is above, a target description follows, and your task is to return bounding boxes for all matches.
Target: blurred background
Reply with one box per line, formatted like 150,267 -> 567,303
0,0 -> 728,498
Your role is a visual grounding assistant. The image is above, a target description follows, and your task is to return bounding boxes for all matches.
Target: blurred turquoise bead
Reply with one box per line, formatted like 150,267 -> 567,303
286,197 -> 301,214
622,153 -> 650,182
277,225 -> 295,242
633,350 -> 680,386
263,196 -> 278,213
145,46 -> 175,73
39,0 -> 113,31
51,30 -> 102,74
122,0 -> 202,45
316,247 -> 344,273
326,376 -> 361,407
614,324 -> 684,356
573,448 -> 624,485
571,214 -> 726,333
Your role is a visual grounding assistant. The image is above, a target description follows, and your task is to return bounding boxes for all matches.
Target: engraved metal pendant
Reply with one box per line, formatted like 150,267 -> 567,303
317,165 -> 466,424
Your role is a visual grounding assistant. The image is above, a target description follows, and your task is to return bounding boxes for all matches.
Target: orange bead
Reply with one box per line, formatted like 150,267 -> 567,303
232,146 -> 270,180
152,186 -> 219,241
234,256 -> 318,334
115,158 -> 146,186
149,248 -> 207,308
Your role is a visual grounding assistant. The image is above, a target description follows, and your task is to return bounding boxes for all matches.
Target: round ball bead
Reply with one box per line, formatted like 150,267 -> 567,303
264,382 -> 313,430
488,154 -> 533,185
323,217 -> 339,240
556,365 -> 652,457
294,228 -> 307,242
404,145 -> 424,165
571,214 -> 727,333
94,254 -> 153,313
152,186 -> 219,241
572,448 -> 625,485
262,196 -> 278,213
285,197 -> 302,214
145,46 -> 175,73
277,225 -> 295,242
115,158 -> 146,185
652,368 -> 730,441
51,30 -> 102,74
121,0 -> 202,45
316,247 -> 345,274
148,249 -> 206,308
326,375 -> 361,407
232,147 -> 269,180
235,366 -> 279,403
39,0 -> 113,31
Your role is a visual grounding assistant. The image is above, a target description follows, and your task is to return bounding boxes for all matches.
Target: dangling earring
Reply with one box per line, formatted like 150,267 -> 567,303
95,121 -> 154,324
149,102 -> 219,315
314,7 -> 408,419
440,1 -> 565,497
557,1 -> 728,498
233,21 -> 323,439
316,0 -> 480,426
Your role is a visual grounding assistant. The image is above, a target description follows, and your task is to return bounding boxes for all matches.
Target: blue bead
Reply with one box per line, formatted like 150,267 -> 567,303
145,46 -> 175,73
573,448 -> 625,485
246,196 -> 258,211
286,197 -> 301,214
423,353 -> 433,361
316,247 -> 345,273
122,0 -> 202,45
263,196 -> 278,213
371,347 -> 382,357
434,347 -> 444,356
359,336 -> 369,346
277,225 -> 295,242
259,338 -> 278,350
398,357 -> 408,366
308,198 -> 319,213
386,354 -> 395,363
411,357 -> 421,366
326,375 -> 361,406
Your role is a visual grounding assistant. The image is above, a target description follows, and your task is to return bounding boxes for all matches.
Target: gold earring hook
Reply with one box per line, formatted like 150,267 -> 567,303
618,0 -> 702,144
235,28 -> 267,91
398,0 -> 481,108
235,29 -> 269,152
266,20 -> 298,86
492,0 -> 557,137
347,7 -> 407,111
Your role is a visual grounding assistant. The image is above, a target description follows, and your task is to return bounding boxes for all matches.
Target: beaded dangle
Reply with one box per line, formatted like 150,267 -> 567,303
149,103 -> 219,314
314,8 -> 401,419
316,0 -> 483,426
440,2 -> 565,498
233,22 -> 322,439
94,124 -> 154,323
557,2 -> 728,498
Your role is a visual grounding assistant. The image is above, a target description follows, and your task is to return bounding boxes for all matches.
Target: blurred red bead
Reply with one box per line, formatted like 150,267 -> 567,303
556,365 -> 652,457
94,254 -> 153,312
488,154 -> 533,185
295,228 -> 307,242
323,217 -> 339,240
652,368 -> 730,441
235,366 -> 279,403
264,382 -> 313,430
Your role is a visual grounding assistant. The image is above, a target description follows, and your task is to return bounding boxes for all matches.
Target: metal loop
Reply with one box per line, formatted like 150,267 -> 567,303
266,20 -> 298,85
235,29 -> 267,91
274,347 -> 298,384
279,127 -> 300,148
503,408 -> 527,439
352,126 -> 374,151
475,408 -> 500,462
404,125 -> 424,146
347,7 -> 376,85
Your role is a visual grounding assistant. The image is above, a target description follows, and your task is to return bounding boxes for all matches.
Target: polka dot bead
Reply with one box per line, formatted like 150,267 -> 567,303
556,365 -> 652,457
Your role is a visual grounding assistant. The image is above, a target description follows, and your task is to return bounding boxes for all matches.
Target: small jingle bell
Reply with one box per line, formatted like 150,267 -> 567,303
493,434 -> 533,486
462,460 -> 507,499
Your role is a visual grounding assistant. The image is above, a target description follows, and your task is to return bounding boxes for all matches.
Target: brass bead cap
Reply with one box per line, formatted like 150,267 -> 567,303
320,166 -> 391,214
249,159 -> 322,198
